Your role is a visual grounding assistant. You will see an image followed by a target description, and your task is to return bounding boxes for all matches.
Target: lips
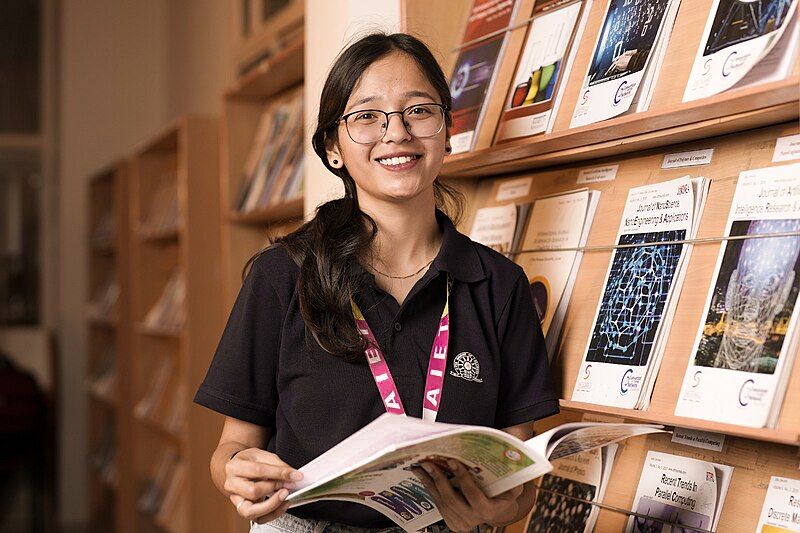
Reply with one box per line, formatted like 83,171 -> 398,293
375,153 -> 421,171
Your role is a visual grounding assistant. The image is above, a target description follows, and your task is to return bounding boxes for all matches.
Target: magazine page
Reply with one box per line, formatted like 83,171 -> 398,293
516,189 -> 591,346
530,422 -> 664,460
449,0 -> 520,153
755,476 -> 800,532
526,447 -> 604,533
572,176 -> 695,408
675,163 -> 800,428
683,0 -> 799,102
496,0 -> 589,141
625,451 -> 720,533
287,414 -> 552,529
570,0 -> 678,127
470,204 -> 519,253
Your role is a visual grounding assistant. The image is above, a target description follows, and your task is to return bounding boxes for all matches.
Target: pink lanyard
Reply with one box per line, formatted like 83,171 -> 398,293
350,276 -> 451,423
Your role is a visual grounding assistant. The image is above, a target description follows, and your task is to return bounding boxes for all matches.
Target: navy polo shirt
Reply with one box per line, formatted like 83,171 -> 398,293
194,210 -> 559,528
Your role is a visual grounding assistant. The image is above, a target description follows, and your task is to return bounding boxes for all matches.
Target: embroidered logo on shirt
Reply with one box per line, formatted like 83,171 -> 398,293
450,352 -> 483,383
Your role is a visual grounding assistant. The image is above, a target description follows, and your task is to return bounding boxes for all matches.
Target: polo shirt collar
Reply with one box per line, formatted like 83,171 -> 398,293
431,209 -> 486,283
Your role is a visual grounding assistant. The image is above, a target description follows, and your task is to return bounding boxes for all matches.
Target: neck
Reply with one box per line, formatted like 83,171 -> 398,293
359,192 -> 442,275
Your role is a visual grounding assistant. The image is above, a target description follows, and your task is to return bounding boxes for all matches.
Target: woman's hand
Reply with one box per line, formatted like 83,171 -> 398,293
224,448 -> 303,525
414,459 -> 527,532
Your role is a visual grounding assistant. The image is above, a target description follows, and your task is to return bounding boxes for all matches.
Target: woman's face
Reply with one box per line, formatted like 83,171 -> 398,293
329,51 -> 448,205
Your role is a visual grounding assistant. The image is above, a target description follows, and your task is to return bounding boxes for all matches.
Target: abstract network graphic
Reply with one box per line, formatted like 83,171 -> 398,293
704,0 -> 793,54
586,230 -> 685,366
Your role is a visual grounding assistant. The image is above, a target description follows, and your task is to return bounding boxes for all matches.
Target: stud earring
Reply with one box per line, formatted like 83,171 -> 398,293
332,159 -> 338,164
445,146 -> 452,153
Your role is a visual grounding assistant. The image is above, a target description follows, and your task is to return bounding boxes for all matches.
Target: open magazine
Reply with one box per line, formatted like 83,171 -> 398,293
285,414 -> 664,531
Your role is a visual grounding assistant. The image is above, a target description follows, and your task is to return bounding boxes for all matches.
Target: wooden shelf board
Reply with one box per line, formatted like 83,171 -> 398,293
560,400 -> 800,447
227,35 -> 304,101
138,226 -> 181,243
226,196 -> 304,225
134,322 -> 183,339
441,78 -> 799,178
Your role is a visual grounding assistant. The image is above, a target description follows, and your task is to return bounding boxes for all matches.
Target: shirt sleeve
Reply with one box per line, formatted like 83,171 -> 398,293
193,253 -> 282,427
494,271 -> 559,428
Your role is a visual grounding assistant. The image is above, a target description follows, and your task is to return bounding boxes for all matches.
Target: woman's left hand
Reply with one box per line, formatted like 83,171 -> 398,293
414,459 -> 525,532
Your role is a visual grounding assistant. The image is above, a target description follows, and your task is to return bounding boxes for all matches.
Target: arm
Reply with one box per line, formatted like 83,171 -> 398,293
211,416 -> 304,525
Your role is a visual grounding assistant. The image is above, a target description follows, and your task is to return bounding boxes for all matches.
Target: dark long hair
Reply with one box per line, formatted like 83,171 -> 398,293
245,32 -> 464,361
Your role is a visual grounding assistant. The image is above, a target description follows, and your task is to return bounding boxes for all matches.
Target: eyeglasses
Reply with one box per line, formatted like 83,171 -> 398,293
338,103 -> 448,144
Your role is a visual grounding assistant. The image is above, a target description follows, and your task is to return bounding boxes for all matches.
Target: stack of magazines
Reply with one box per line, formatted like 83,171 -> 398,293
572,175 -> 710,409
141,175 -> 179,235
469,202 -> 532,256
516,188 -> 600,360
235,87 -> 304,213
676,163 -> 800,428
143,270 -> 185,331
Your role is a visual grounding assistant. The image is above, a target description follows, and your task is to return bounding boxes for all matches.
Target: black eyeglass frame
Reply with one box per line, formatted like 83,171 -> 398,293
337,102 -> 449,144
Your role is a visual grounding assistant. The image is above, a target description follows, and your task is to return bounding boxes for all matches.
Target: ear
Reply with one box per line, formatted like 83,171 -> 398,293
325,135 -> 344,169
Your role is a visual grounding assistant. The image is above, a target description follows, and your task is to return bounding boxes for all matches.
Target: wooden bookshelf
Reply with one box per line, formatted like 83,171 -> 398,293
128,116 -> 226,533
397,0 -> 800,531
85,160 -> 132,532
231,0 -> 303,77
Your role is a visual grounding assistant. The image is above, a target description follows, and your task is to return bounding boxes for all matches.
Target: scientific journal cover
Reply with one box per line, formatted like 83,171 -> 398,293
683,0 -> 799,101
570,0 -> 679,127
572,176 -> 697,408
449,0 -> 520,153
495,0 -> 591,142
676,163 -> 800,428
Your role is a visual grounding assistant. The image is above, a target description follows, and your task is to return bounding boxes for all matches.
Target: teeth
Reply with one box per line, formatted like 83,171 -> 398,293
378,155 -> 416,166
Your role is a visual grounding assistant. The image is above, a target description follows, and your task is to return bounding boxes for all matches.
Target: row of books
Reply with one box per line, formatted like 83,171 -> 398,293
470,162 -> 800,429
90,207 -> 116,249
134,357 -> 187,438
143,270 -> 185,332
140,174 -> 180,236
87,349 -> 117,404
450,0 -> 798,153
234,87 -> 305,213
91,419 -> 118,488
138,449 -> 188,532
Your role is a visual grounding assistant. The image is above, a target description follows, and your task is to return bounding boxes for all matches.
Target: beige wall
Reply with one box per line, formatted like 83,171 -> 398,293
58,1 -> 232,528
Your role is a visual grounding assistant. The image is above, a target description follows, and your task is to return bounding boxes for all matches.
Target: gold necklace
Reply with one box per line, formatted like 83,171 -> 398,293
369,258 -> 434,280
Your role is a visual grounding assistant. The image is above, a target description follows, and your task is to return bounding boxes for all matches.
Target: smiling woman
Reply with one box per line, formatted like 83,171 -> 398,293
194,32 -> 559,533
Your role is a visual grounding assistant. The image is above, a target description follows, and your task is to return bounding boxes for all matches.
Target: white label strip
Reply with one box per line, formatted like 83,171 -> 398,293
773,134 -> 800,163
662,149 -> 714,169
495,177 -> 533,202
671,427 -> 726,452
576,164 -> 618,184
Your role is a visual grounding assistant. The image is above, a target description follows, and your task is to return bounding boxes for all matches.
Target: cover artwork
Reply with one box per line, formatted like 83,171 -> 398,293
703,0 -> 794,55
694,219 -> 800,375
586,230 -> 685,367
587,0 -> 671,87
526,475 -> 595,532
463,0 -> 518,42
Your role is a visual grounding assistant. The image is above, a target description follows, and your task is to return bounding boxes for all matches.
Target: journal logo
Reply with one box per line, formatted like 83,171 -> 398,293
620,368 -> 634,394
739,379 -> 755,406
451,63 -> 471,99
691,370 -> 702,388
580,90 -> 590,106
613,81 -> 628,106
722,51 -> 738,77
583,365 -> 592,380
702,58 -> 713,76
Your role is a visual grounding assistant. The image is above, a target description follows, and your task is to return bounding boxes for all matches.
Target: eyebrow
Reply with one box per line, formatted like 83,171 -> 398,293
345,91 -> 439,113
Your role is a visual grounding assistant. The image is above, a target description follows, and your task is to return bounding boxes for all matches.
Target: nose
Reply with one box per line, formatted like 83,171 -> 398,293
382,112 -> 412,143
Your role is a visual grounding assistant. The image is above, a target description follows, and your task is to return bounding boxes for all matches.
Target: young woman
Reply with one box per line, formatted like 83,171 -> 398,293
195,32 -> 558,532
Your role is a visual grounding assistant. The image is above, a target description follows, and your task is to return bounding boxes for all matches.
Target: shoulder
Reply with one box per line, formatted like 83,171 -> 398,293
470,239 -> 526,289
246,244 -> 300,303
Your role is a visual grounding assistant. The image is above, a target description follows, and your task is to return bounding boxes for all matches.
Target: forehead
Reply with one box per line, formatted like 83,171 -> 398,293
347,51 -> 439,108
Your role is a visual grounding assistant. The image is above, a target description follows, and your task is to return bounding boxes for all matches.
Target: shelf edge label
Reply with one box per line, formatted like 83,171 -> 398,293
671,427 -> 725,452
662,149 -> 714,169
577,164 -> 618,184
496,177 -> 533,201
773,134 -> 800,163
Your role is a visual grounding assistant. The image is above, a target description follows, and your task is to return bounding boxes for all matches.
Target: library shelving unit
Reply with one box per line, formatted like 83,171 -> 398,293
127,116 -> 227,533
399,0 -> 800,531
85,161 -> 132,532
231,0 -> 303,77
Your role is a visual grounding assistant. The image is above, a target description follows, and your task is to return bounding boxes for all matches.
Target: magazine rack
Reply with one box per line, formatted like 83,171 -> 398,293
125,116 -> 227,533
400,0 -> 800,531
86,161 -> 134,530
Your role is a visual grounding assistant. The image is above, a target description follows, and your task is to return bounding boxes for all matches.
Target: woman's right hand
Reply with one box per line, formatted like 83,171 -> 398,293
224,448 -> 304,525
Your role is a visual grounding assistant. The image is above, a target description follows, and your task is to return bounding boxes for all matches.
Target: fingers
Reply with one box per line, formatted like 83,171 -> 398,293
234,488 -> 290,522
447,460 -> 491,510
252,501 -> 291,525
224,476 -> 285,501
226,458 -> 303,483
420,462 -> 469,516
